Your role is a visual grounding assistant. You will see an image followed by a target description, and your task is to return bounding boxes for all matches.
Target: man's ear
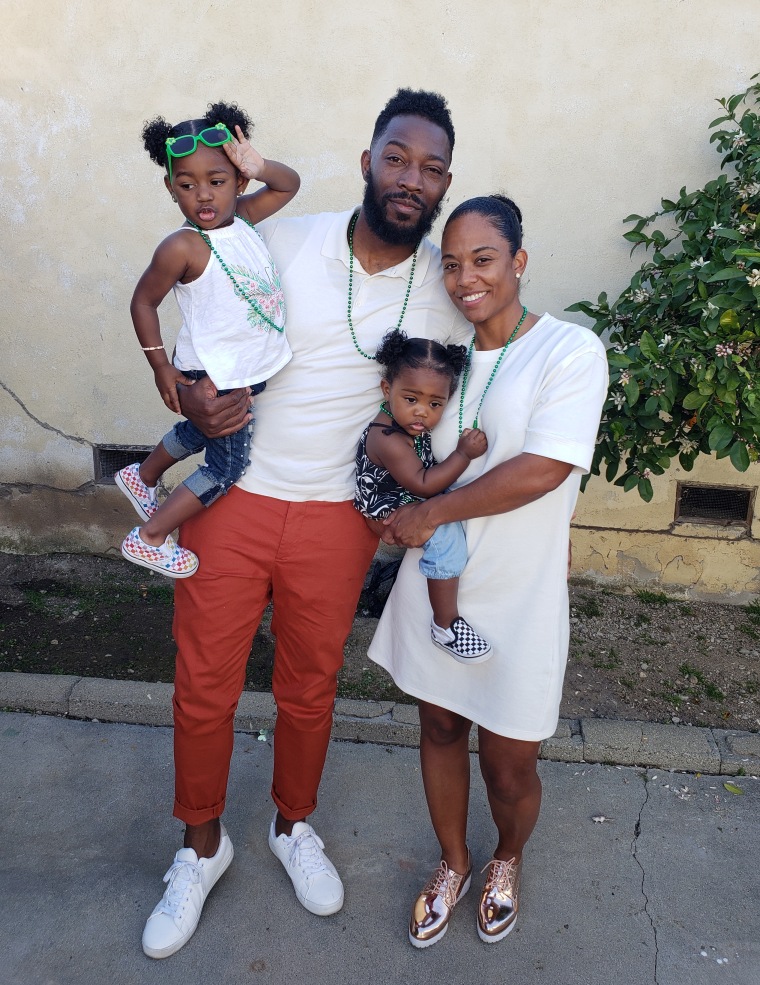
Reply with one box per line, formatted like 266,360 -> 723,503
360,148 -> 371,182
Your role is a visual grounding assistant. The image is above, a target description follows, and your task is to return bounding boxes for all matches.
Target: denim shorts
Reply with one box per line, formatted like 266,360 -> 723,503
418,521 -> 468,580
161,371 -> 266,508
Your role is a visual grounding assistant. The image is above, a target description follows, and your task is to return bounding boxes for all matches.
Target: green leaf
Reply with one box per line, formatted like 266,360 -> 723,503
682,391 -> 709,410
623,474 -> 639,492
624,379 -> 640,407
638,477 -> 654,502
723,781 -> 744,795
623,231 -> 649,244
707,267 -> 747,282
708,425 -> 734,450
639,331 -> 660,361
730,441 -> 750,471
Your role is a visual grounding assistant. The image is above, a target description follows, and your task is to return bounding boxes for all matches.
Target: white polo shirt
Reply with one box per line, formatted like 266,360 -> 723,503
236,208 -> 470,502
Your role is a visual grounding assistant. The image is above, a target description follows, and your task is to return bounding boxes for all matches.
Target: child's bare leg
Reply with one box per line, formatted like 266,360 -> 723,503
139,443 -> 179,488
139,485 -> 204,546
428,577 -> 460,630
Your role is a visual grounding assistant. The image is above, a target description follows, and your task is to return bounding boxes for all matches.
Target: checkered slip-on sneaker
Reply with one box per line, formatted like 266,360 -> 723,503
121,527 -> 199,579
115,463 -> 159,521
431,617 -> 492,665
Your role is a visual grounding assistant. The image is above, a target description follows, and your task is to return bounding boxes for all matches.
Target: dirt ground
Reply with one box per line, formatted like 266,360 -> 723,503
1,551 -> 759,733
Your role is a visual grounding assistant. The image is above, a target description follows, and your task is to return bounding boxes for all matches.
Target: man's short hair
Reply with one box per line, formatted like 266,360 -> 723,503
371,88 -> 455,154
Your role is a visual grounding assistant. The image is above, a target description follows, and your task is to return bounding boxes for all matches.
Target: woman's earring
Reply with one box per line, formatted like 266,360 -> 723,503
516,272 -> 522,279
171,194 -> 177,203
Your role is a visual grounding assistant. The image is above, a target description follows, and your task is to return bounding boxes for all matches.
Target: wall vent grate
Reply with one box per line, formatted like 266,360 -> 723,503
675,483 -> 753,527
94,445 -> 154,484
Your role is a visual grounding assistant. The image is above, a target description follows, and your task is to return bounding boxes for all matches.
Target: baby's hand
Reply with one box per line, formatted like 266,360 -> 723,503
456,427 -> 488,460
223,125 -> 265,181
154,365 -> 195,415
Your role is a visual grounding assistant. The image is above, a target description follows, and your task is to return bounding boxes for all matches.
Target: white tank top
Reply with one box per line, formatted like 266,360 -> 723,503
173,216 -> 292,389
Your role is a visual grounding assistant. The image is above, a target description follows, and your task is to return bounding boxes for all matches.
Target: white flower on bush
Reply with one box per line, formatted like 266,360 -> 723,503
611,391 -> 626,409
690,257 -> 707,268
631,288 -> 650,303
738,181 -> 760,200
657,334 -> 672,349
738,223 -> 752,236
715,343 -> 734,357
732,133 -> 749,149
678,438 -> 698,454
746,268 -> 760,288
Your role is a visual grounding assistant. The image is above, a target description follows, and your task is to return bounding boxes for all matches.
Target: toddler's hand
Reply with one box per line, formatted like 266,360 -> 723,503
223,125 -> 265,181
154,365 -> 194,415
456,427 -> 488,460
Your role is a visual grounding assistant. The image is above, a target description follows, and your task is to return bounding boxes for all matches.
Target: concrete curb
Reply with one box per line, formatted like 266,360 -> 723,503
2,671 -> 759,775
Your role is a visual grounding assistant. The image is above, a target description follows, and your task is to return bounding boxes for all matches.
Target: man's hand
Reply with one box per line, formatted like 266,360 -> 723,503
177,378 -> 252,437
383,500 -> 437,548
153,365 -> 196,415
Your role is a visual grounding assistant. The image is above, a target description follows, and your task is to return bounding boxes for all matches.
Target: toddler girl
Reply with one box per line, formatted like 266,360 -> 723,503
116,100 -> 298,577
354,331 -> 492,663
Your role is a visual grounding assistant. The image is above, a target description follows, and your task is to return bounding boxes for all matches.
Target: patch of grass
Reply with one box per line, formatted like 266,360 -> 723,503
743,681 -> 758,695
678,662 -> 725,703
738,624 -> 759,640
635,589 -> 673,606
575,595 -> 602,619
633,612 -> 651,627
593,647 -> 621,670
742,599 -> 760,626
619,676 -> 634,690
678,604 -> 695,616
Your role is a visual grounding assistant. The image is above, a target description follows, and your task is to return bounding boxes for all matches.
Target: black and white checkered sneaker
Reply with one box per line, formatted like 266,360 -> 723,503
431,617 -> 492,665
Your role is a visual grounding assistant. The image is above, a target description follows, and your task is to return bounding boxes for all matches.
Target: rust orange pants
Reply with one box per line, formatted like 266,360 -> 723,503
171,487 -> 378,824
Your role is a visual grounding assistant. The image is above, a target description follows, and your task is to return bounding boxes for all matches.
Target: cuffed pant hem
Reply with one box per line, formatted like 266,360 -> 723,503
270,784 -> 317,822
173,797 -> 226,825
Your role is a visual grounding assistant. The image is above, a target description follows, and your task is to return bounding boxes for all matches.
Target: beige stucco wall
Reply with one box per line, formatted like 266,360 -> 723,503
2,0 -> 759,594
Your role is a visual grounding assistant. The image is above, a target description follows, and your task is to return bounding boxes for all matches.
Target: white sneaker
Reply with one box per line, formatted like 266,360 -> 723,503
268,817 -> 344,916
142,825 -> 234,959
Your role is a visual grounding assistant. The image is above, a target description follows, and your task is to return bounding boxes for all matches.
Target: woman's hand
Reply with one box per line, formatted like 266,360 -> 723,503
153,364 -> 196,415
223,125 -> 265,181
383,500 -> 437,548
456,427 -> 488,460
177,378 -> 252,437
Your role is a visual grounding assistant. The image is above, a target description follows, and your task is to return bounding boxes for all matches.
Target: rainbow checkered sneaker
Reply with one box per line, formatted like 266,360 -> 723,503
121,527 -> 199,579
115,463 -> 159,521
431,617 -> 492,665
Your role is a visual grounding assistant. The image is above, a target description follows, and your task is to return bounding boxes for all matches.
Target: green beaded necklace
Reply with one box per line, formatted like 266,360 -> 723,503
188,215 -> 285,333
347,211 -> 418,360
379,400 -> 425,458
458,305 -> 528,432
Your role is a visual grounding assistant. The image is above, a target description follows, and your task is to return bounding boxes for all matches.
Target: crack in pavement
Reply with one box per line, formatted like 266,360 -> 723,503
0,379 -> 91,447
632,772 -> 659,984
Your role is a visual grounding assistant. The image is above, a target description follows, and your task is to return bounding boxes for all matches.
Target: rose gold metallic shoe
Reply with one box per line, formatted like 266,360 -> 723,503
477,857 -> 521,943
409,855 -> 472,948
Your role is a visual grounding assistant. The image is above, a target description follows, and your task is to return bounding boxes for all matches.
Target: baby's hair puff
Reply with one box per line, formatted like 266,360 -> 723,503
375,330 -> 468,397
141,101 -> 254,171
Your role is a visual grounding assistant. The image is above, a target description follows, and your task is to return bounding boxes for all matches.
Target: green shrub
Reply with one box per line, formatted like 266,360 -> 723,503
569,76 -> 760,500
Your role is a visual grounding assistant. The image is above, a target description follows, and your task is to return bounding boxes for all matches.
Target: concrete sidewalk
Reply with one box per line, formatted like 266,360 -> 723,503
1,700 -> 759,984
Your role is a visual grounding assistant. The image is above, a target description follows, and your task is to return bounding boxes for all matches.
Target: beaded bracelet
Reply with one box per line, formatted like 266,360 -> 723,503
141,345 -> 165,351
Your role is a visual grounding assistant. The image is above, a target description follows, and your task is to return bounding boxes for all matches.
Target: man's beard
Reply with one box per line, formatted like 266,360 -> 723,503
361,168 -> 444,246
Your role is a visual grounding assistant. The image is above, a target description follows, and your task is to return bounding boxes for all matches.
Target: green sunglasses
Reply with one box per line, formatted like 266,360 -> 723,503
165,123 -> 233,182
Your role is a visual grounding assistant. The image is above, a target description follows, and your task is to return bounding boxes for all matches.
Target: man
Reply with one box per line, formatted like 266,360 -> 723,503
141,88 -> 469,959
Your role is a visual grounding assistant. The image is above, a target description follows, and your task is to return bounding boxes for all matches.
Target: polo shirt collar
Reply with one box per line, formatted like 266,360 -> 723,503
321,207 -> 433,285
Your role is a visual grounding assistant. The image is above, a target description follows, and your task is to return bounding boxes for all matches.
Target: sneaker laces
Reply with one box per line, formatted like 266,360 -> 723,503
287,829 -> 329,877
157,857 -> 201,917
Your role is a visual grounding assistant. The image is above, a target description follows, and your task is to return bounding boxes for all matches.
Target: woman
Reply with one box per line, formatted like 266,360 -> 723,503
368,195 -> 608,948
